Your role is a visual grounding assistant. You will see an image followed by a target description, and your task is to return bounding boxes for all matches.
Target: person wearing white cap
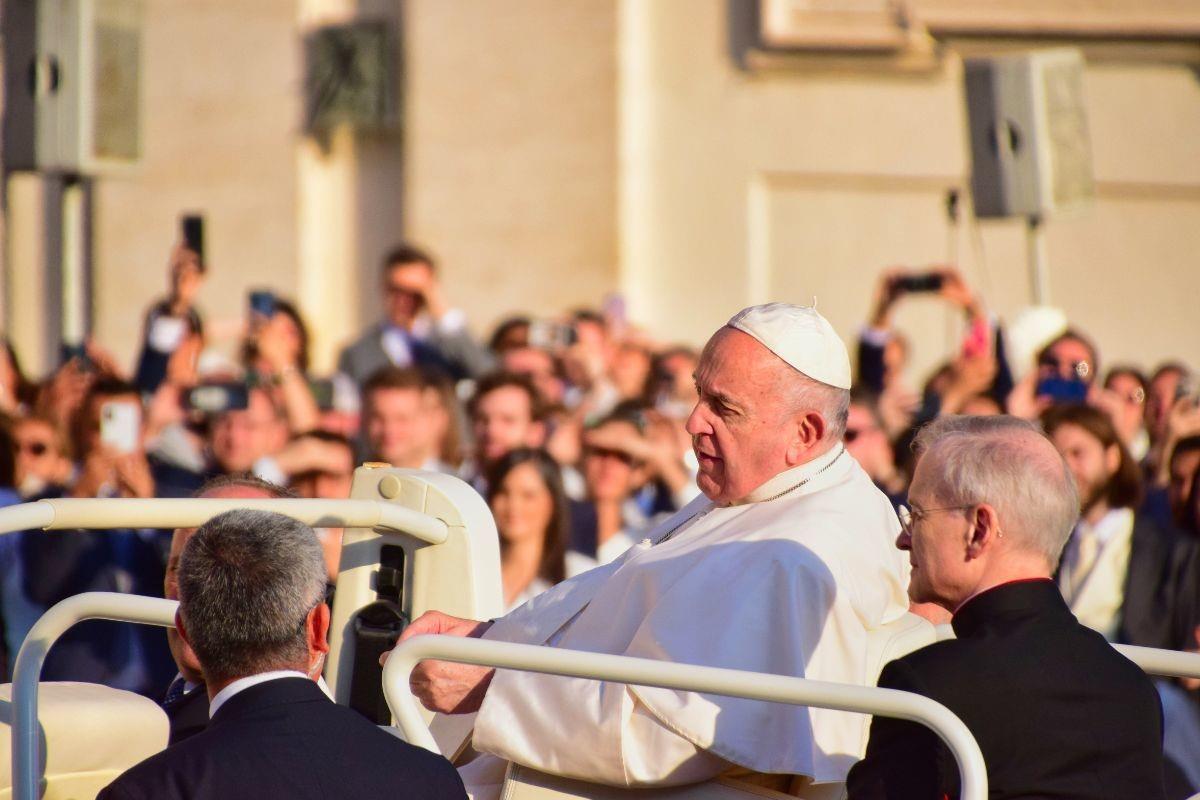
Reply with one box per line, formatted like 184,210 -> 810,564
387,303 -> 911,797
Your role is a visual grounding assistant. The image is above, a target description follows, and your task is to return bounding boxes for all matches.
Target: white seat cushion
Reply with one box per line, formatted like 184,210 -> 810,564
0,681 -> 169,799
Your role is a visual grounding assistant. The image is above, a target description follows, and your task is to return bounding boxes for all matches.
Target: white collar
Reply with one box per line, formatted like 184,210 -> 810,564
732,445 -> 845,506
208,670 -> 309,718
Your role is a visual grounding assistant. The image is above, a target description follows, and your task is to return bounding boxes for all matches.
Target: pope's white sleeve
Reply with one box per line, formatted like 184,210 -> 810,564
472,668 -> 729,786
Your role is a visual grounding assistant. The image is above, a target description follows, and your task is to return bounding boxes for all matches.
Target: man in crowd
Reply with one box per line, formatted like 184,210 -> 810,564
390,303 -> 911,797
465,371 -> 547,491
360,366 -> 444,470
276,430 -> 356,580
338,243 -> 493,385
161,476 -> 295,744
206,386 -> 289,482
844,391 -> 906,507
847,416 -> 1165,799
100,509 -> 466,799
1043,404 -> 1187,648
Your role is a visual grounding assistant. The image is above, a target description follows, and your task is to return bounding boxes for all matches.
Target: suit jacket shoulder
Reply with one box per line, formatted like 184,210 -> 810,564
101,678 -> 466,800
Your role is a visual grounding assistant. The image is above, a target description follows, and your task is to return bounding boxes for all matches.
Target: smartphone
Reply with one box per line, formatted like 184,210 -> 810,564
181,214 -> 204,261
528,320 -> 577,350
1036,377 -> 1089,405
60,342 -> 94,371
100,401 -> 141,454
896,273 -> 945,293
249,290 -> 277,319
961,317 -> 991,360
186,382 -> 250,415
309,378 -> 335,411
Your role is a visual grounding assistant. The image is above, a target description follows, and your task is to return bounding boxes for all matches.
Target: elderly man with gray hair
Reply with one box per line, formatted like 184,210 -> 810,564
847,415 -> 1166,800
99,510 -> 466,800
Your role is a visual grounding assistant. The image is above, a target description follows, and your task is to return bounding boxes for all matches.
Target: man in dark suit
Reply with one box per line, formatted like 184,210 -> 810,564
161,475 -> 298,744
337,243 -> 493,385
847,415 -> 1166,800
100,508 -> 466,799
1043,403 -> 1193,650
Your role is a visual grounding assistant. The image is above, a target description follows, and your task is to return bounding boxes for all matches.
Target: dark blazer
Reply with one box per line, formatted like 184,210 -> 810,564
1118,514 -> 1194,649
847,579 -> 1166,800
337,321 -> 494,385
100,677 -> 466,799
163,684 -> 210,746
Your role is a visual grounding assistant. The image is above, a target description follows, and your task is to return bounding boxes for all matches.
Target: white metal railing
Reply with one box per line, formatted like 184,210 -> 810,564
382,635 -> 990,800
11,592 -> 179,800
11,592 -> 1200,800
1114,644 -> 1200,680
0,497 -> 448,545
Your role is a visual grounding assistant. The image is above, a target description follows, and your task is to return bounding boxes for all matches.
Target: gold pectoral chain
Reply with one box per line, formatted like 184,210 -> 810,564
657,447 -> 846,545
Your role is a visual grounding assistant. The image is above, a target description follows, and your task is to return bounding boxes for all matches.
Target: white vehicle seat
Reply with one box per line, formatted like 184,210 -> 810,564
0,682 -> 168,799
495,613 -> 937,800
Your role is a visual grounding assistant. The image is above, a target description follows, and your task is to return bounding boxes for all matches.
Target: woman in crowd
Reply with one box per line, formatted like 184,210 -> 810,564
486,448 -> 594,612
241,297 -> 320,434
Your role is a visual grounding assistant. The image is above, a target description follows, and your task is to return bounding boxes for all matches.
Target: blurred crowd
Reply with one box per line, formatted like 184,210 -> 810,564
0,239 -> 1198,718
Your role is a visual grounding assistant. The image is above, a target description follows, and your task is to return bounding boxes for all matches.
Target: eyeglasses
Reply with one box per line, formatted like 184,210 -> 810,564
897,503 -> 974,537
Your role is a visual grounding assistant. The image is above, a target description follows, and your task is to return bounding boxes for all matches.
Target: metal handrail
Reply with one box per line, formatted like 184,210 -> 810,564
0,497 -> 449,545
11,592 -> 179,800
1114,644 -> 1200,680
382,635 -> 990,800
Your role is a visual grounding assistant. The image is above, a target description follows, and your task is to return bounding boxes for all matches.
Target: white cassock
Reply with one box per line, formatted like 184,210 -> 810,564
460,445 -> 910,797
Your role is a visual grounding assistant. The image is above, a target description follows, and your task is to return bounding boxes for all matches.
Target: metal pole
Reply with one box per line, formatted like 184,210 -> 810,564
11,593 -> 178,800
382,635 -> 990,800
1026,214 -> 1049,305
0,497 -> 449,545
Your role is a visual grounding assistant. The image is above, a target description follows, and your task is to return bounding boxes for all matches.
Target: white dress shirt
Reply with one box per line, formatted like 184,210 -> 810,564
208,670 -> 309,718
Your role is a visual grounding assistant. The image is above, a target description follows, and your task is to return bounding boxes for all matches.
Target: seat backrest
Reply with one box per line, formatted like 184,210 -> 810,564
863,612 -> 937,687
0,682 -> 168,799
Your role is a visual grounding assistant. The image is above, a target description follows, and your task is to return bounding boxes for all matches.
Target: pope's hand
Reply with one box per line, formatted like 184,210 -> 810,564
381,611 -> 495,715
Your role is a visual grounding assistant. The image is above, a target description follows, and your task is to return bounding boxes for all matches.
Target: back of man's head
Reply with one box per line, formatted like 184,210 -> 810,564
178,509 -> 326,686
916,415 -> 1079,568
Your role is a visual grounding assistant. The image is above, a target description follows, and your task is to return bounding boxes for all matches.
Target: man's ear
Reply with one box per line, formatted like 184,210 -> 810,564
308,602 -> 331,656
965,503 -> 1001,559
785,411 -> 826,466
174,609 -> 191,648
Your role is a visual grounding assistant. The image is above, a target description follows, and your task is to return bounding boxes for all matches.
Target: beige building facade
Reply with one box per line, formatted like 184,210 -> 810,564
4,0 -> 1199,386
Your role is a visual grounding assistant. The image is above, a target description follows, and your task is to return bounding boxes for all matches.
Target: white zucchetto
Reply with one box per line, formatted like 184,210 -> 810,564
727,302 -> 852,390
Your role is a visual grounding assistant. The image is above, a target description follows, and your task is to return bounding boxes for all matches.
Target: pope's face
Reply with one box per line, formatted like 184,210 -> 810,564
686,328 -> 794,504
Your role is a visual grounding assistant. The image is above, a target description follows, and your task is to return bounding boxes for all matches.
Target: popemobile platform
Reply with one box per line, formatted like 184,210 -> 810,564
0,465 -> 1196,800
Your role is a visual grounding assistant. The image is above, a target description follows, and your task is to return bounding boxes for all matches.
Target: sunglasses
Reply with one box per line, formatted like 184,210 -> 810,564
1039,356 -> 1091,380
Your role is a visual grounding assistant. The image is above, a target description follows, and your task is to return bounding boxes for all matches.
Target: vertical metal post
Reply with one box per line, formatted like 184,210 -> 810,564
61,177 -> 87,345
1026,214 -> 1049,305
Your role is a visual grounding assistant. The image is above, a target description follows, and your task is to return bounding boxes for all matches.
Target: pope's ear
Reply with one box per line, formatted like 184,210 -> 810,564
785,411 -> 825,466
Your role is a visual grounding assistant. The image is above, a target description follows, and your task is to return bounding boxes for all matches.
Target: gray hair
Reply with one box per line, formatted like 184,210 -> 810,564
178,509 -> 326,684
914,415 -> 1079,566
777,365 -> 850,444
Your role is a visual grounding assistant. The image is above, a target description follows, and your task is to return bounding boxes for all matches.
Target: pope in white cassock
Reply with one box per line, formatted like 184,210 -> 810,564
389,303 -> 911,797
